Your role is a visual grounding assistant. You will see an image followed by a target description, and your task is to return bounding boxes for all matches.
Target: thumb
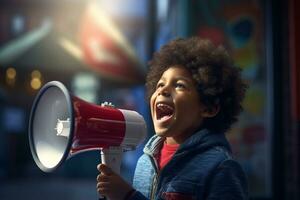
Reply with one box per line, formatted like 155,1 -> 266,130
98,164 -> 114,175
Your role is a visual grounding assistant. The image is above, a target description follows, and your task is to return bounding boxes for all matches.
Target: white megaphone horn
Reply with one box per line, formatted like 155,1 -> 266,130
28,81 -> 146,191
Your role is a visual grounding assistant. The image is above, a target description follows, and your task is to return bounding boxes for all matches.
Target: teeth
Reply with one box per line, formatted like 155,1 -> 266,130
157,103 -> 173,110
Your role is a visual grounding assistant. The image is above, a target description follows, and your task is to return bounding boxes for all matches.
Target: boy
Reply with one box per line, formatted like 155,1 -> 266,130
96,37 -> 248,200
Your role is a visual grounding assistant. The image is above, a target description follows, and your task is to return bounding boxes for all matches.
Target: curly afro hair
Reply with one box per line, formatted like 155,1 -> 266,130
146,37 -> 248,133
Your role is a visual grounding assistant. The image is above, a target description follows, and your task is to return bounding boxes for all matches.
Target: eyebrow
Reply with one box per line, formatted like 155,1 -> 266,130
159,76 -> 193,82
159,76 -> 194,84
175,76 -> 193,82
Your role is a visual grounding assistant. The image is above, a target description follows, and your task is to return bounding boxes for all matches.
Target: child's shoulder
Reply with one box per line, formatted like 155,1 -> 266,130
189,145 -> 233,167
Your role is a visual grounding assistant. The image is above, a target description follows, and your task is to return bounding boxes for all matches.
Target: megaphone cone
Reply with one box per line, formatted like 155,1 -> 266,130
29,81 -> 146,173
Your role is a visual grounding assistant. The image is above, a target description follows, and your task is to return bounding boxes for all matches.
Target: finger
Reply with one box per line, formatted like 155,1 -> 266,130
96,182 -> 110,195
96,182 -> 110,189
97,164 -> 101,172
96,174 -> 109,182
99,164 -> 113,175
97,187 -> 109,195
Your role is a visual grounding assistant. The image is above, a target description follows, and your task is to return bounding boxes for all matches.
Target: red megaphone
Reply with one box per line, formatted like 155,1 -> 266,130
29,81 -> 146,173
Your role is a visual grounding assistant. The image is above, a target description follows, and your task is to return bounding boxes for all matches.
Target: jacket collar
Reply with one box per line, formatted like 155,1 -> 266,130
143,129 -> 231,157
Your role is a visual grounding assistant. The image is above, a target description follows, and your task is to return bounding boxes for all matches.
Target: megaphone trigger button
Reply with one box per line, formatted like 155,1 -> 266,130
100,102 -> 115,108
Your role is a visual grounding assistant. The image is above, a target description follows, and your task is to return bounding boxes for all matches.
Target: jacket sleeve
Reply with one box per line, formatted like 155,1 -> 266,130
206,159 -> 248,200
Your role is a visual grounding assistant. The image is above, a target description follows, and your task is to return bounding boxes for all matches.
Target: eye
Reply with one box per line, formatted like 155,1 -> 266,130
156,82 -> 164,89
175,82 -> 186,89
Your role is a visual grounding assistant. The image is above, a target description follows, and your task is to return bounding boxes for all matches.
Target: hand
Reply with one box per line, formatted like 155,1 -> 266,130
96,164 -> 134,200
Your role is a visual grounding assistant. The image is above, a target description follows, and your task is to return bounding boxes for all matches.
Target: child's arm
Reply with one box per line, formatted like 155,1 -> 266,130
206,159 -> 248,200
97,164 -> 149,200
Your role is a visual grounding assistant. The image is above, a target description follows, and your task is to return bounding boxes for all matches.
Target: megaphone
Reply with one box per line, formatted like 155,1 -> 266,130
28,81 -> 146,175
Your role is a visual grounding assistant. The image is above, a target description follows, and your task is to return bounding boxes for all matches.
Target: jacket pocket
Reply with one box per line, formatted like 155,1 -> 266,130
159,181 -> 198,200
161,192 -> 196,200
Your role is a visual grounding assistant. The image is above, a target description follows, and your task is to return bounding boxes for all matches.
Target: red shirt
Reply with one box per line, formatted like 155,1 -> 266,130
158,142 -> 180,170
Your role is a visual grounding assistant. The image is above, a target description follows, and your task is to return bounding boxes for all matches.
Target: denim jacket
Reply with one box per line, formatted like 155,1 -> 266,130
130,129 -> 248,200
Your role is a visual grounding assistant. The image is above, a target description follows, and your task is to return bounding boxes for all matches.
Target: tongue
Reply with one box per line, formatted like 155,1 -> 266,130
160,115 -> 172,121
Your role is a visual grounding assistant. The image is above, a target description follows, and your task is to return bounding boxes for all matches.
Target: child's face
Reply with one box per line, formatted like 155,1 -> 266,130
150,66 -> 206,143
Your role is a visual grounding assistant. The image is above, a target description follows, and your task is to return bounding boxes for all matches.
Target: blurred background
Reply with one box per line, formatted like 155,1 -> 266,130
0,0 -> 299,199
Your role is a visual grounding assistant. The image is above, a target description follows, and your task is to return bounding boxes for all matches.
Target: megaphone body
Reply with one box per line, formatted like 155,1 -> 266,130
29,81 -> 146,175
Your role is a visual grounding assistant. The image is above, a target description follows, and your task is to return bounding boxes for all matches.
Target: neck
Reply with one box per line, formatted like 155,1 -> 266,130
166,137 -> 181,145
165,126 -> 201,145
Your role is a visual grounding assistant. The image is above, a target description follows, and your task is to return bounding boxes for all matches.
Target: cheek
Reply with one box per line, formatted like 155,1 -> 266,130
150,93 -> 156,114
176,96 -> 202,117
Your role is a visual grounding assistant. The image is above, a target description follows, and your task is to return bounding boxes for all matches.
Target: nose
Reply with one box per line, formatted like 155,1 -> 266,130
158,85 -> 171,97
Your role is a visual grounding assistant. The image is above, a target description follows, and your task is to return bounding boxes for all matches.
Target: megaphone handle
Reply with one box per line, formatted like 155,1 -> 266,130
99,146 -> 123,200
101,146 -> 123,174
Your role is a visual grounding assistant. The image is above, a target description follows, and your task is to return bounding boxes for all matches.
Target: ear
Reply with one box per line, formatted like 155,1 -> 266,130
202,104 -> 220,118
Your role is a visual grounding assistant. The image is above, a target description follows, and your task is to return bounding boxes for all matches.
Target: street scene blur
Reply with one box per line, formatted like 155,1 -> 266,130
0,0 -> 299,200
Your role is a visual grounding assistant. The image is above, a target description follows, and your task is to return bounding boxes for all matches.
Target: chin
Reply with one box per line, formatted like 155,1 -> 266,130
155,131 -> 166,137
155,133 -> 166,138
154,127 -> 172,137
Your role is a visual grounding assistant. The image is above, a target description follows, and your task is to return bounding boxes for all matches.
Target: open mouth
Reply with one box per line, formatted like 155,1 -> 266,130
156,103 -> 174,122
